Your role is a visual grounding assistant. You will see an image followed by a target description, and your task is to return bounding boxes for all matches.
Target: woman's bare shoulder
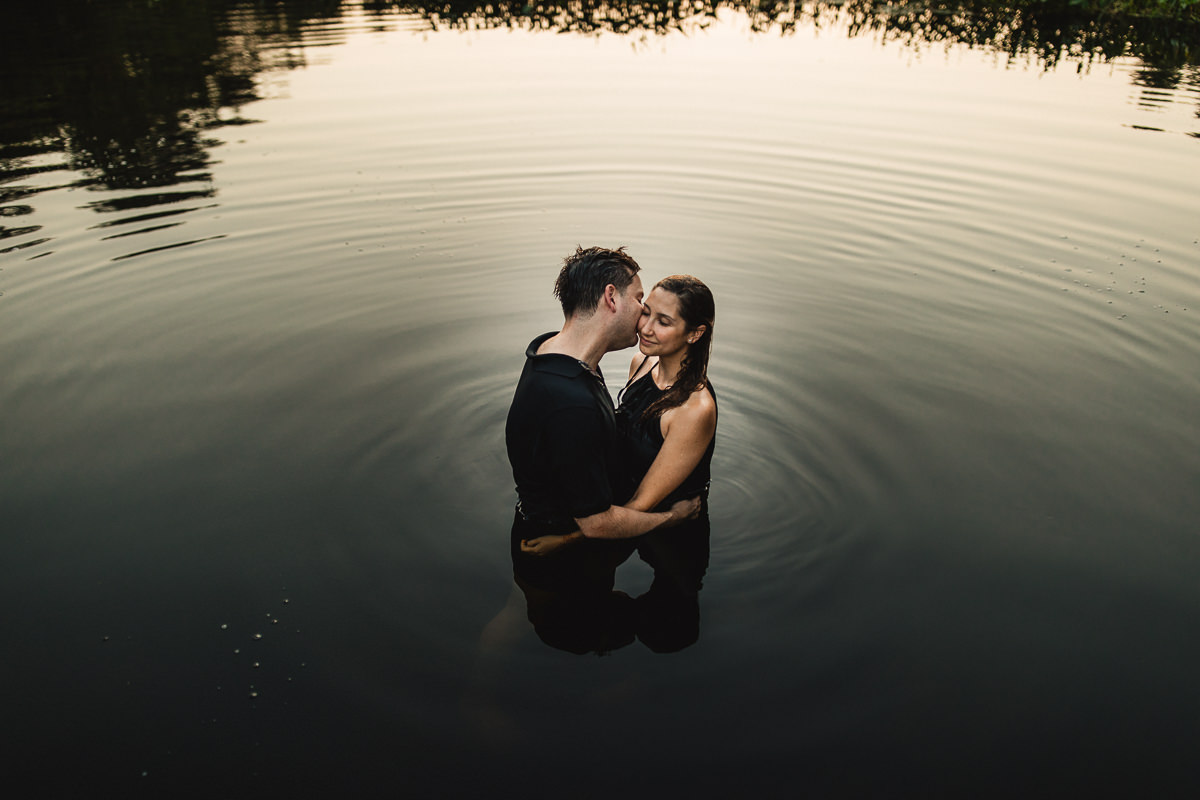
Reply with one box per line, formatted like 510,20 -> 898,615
663,381 -> 717,438
683,381 -> 717,417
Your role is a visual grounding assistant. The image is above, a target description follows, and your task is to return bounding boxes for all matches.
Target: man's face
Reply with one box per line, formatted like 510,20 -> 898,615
614,274 -> 645,350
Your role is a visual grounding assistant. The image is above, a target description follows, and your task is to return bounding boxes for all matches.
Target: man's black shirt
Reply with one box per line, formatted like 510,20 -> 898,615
505,331 -> 625,524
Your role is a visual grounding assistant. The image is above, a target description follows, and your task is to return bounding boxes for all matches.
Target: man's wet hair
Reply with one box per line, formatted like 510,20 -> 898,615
553,245 -> 641,317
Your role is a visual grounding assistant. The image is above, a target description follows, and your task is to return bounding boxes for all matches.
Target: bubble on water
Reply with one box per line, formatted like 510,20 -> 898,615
282,599 -> 289,604
271,619 -> 279,625
252,633 -> 263,640
249,691 -> 258,699
253,662 -> 260,668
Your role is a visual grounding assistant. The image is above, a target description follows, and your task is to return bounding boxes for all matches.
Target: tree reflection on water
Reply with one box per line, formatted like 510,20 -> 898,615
1,1 -> 339,210
375,0 -> 1198,66
1,0 -> 1197,240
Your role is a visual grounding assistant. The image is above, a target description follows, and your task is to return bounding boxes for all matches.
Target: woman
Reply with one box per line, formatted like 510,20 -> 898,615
521,274 -> 717,555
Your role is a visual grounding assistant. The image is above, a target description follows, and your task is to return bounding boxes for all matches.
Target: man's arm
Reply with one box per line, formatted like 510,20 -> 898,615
537,403 -> 698,543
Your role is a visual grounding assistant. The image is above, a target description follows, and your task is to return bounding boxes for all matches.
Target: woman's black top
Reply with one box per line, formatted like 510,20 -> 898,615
616,359 -> 716,510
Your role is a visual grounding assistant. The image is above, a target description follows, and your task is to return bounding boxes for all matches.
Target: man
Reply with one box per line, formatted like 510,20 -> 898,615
505,245 -> 698,597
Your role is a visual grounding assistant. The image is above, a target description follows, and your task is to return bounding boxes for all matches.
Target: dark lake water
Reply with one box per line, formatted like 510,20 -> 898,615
3,1 -> 1199,795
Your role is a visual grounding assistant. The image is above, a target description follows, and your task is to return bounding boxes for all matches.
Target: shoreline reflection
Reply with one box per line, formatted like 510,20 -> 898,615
3,0 -> 1196,258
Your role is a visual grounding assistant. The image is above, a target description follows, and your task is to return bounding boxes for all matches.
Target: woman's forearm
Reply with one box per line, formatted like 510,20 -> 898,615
624,492 -> 656,513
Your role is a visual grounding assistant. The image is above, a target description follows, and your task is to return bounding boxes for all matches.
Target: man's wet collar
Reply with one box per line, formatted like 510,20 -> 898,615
527,332 -> 603,380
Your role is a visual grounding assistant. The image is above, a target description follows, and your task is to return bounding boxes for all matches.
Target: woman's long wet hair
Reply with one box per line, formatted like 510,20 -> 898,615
644,275 -> 715,420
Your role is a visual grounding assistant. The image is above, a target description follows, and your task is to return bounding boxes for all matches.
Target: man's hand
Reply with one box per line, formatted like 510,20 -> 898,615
520,532 -> 580,556
665,496 -> 702,527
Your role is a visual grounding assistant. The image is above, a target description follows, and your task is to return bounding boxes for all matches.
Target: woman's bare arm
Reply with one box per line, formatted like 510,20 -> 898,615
625,386 -> 716,512
519,496 -> 698,555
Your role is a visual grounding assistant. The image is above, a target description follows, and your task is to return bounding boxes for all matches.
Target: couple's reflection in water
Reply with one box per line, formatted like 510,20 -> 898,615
518,507 -> 710,655
482,501 -> 710,657
465,505 -> 710,745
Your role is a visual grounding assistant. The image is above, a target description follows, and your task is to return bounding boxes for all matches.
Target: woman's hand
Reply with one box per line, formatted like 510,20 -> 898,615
520,532 -> 579,556
666,496 -> 702,525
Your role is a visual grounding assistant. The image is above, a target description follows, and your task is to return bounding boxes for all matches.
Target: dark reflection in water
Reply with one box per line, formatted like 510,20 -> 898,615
508,512 -> 710,655
632,516 -> 710,653
377,0 -> 1200,67
0,0 -> 345,252
9,3 -> 224,187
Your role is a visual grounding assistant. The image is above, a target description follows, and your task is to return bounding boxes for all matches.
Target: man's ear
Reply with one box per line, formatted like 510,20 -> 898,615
602,284 -> 619,312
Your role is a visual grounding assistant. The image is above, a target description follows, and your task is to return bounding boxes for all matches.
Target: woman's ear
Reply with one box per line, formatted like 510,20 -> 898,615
688,324 -> 707,344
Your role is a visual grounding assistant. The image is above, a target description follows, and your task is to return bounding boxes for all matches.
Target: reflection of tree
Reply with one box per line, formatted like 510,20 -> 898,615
1,0 -> 1197,201
363,0 -> 720,34
364,0 -> 1198,129
370,0 -> 1198,70
0,0 -> 344,194
833,0 -> 1197,68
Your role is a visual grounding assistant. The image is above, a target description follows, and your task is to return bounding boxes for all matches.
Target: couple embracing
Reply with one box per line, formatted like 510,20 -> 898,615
504,245 -> 716,649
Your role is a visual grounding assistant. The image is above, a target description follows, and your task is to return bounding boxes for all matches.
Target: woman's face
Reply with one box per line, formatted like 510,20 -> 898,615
638,287 -> 694,357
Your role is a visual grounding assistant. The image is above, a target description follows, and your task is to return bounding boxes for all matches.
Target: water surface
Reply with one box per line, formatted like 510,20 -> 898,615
3,1 -> 1199,794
